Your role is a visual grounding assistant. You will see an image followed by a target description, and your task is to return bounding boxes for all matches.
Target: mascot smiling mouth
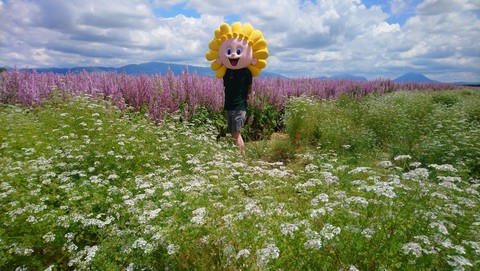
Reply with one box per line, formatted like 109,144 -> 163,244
229,58 -> 239,66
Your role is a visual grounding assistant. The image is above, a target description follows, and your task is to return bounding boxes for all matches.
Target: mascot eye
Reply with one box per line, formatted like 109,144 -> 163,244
236,48 -> 242,55
227,48 -> 232,55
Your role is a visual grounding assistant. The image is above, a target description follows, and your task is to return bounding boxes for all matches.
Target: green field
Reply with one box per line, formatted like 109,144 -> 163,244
1,90 -> 479,270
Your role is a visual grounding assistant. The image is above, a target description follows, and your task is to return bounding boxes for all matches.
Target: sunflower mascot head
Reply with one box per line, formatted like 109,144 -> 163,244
205,22 -> 268,78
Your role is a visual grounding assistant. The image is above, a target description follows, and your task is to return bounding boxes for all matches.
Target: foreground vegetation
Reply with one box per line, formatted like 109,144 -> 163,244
0,70 -> 461,141
1,89 -> 479,270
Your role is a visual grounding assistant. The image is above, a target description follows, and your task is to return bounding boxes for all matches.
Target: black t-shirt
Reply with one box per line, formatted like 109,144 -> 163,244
223,68 -> 252,110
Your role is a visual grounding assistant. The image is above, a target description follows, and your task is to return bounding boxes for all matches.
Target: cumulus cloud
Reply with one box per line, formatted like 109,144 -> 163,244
416,0 -> 480,15
0,0 -> 479,82
389,0 -> 408,15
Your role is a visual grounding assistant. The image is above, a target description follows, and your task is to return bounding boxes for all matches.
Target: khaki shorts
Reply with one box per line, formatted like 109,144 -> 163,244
225,110 -> 246,132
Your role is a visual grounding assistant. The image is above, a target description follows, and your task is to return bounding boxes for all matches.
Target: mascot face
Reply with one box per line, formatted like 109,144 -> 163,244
206,22 -> 268,78
218,38 -> 253,70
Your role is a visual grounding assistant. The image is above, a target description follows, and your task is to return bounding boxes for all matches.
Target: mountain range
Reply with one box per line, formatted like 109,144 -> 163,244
317,72 -> 441,83
18,61 -> 283,78
316,74 -> 368,81
14,61 -> 478,85
393,72 -> 438,83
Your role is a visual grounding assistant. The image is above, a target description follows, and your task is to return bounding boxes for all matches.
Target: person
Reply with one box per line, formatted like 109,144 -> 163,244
205,22 -> 269,156
223,67 -> 252,156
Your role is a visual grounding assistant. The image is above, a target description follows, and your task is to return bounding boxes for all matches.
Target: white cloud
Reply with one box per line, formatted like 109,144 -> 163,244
400,41 -> 430,58
373,22 -> 401,36
416,0 -> 480,15
0,0 -> 479,82
151,0 -> 186,8
389,0 -> 408,14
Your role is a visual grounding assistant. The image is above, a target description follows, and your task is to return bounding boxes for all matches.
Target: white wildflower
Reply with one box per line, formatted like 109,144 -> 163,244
22,248 -> 34,256
139,208 -> 161,223
295,180 -> 317,193
107,173 -> 119,180
305,164 -> 318,172
447,255 -> 473,270
361,182 -> 396,198
256,244 -> 280,268
379,160 -> 392,168
85,246 -> 99,262
167,244 -> 179,255
437,176 -> 463,183
409,161 -> 422,168
42,232 -> 55,243
222,214 -> 234,226
321,224 -> 341,240
453,245 -> 466,255
191,207 -> 206,225
402,242 -> 423,257
200,235 -> 209,244
67,244 -> 78,252
431,192 -> 449,200
244,201 -> 262,215
322,171 -> 339,185
346,196 -> 369,206
439,181 -> 461,191
430,221 -> 449,235
132,238 -> 153,253
394,154 -> 412,161
236,249 -> 250,259
429,164 -> 458,172
132,238 -> 147,249
212,202 -> 224,209
402,168 -> 430,180
68,245 -> 99,268
304,239 -> 322,250
310,208 -> 326,218
126,263 -> 135,271
280,223 -> 299,236
361,228 -> 375,239
348,167 -> 371,175
311,193 -> 329,206
340,265 -> 360,271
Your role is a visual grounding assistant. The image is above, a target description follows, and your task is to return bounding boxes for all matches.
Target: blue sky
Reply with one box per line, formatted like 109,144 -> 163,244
1,0 -> 479,82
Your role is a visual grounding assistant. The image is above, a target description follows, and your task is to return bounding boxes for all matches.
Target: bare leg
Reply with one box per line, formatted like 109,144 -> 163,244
231,131 -> 245,157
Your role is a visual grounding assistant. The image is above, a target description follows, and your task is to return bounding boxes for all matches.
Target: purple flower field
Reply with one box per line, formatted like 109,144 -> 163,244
0,69 -> 460,122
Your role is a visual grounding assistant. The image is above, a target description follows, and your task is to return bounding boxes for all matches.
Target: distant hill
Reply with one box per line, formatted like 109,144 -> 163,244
117,62 -> 212,76
394,72 -> 438,83
452,82 -> 480,87
330,74 -> 368,81
16,61 -> 283,78
316,74 -> 368,81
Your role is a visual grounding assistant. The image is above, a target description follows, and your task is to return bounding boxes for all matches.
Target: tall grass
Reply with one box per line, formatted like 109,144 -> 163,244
282,90 -> 480,177
1,92 -> 479,270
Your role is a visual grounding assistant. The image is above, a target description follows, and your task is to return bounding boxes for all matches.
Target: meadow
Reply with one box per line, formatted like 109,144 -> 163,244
0,70 -> 479,270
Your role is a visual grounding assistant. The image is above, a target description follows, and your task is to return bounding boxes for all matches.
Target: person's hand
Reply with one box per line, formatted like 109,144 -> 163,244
247,91 -> 254,102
